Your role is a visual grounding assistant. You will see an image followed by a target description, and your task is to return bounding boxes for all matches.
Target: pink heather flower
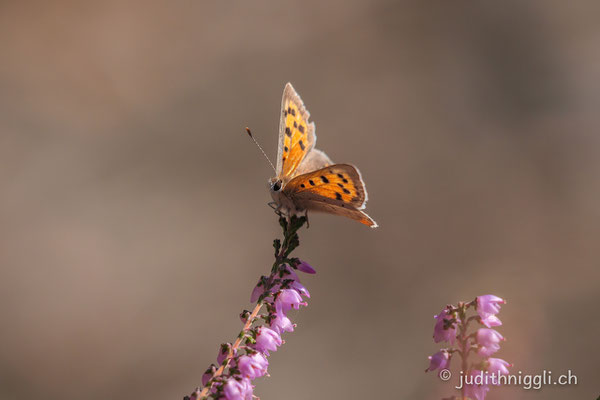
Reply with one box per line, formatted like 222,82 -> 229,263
201,372 -> 210,387
290,280 -> 310,298
201,365 -> 216,386
217,344 -> 236,365
486,358 -> 512,384
476,328 -> 505,357
480,314 -> 502,328
253,326 -> 282,355
479,344 -> 501,357
433,309 -> 458,344
477,295 -> 505,318
223,377 -> 253,400
464,370 -> 490,400
275,288 -> 306,314
270,311 -> 295,334
260,267 -> 305,301
250,276 -> 272,303
250,283 -> 263,303
281,266 -> 300,281
238,353 -> 268,380
296,261 -> 316,274
425,349 -> 450,372
279,267 -> 310,298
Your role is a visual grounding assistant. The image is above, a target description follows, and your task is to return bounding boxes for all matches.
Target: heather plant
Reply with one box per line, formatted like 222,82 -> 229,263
186,215 -> 312,400
426,295 -> 511,400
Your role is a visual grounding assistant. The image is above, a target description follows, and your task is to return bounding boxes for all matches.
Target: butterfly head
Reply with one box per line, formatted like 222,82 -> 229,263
269,177 -> 283,192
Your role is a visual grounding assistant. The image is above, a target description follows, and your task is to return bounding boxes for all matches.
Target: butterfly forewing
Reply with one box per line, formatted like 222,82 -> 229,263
277,83 -> 316,180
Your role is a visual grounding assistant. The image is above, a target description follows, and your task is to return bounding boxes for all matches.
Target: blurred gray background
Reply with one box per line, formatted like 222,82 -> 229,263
1,1 -> 598,399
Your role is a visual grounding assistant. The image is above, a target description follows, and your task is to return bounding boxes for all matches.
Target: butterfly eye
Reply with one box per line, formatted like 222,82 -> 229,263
272,180 -> 282,192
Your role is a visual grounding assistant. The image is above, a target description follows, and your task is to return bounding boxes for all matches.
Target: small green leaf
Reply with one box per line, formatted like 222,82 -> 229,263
285,234 -> 300,256
279,216 -> 288,231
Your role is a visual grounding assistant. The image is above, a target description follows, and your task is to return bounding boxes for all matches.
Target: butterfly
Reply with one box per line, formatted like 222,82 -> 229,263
267,83 -> 377,228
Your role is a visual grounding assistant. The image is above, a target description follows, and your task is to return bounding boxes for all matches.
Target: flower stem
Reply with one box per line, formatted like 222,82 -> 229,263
196,215 -> 307,399
457,304 -> 468,400
198,302 -> 264,398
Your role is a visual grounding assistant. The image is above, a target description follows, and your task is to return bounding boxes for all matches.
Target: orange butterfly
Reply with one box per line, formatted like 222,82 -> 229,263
267,83 -> 377,228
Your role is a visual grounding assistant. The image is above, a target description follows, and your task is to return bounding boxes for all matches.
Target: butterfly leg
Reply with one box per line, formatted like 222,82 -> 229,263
304,210 -> 310,228
268,201 -> 286,218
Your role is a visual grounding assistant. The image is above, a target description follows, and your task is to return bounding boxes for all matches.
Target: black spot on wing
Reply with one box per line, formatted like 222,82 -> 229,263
298,124 -> 305,133
309,179 -> 315,186
343,188 -> 351,194
285,127 -> 291,136
299,140 -> 305,150
321,176 -> 329,183
335,192 -> 342,200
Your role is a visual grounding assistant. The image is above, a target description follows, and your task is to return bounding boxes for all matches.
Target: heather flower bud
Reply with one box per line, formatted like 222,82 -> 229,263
433,309 -> 458,344
201,364 -> 216,386
425,349 -> 450,372
280,265 -> 300,281
296,260 -> 316,274
239,310 -> 251,323
217,343 -> 234,365
250,276 -> 269,303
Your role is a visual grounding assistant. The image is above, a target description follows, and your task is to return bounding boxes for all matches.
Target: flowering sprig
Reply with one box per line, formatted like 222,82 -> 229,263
426,295 -> 512,400
186,215 -> 312,400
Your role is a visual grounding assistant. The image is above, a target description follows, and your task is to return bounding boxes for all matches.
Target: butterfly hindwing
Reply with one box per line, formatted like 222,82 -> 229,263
285,164 -> 366,208
277,83 -> 316,180
283,164 -> 376,227
283,163 -> 375,227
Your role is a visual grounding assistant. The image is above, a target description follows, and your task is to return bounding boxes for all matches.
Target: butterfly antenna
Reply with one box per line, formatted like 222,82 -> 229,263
245,127 -> 276,173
